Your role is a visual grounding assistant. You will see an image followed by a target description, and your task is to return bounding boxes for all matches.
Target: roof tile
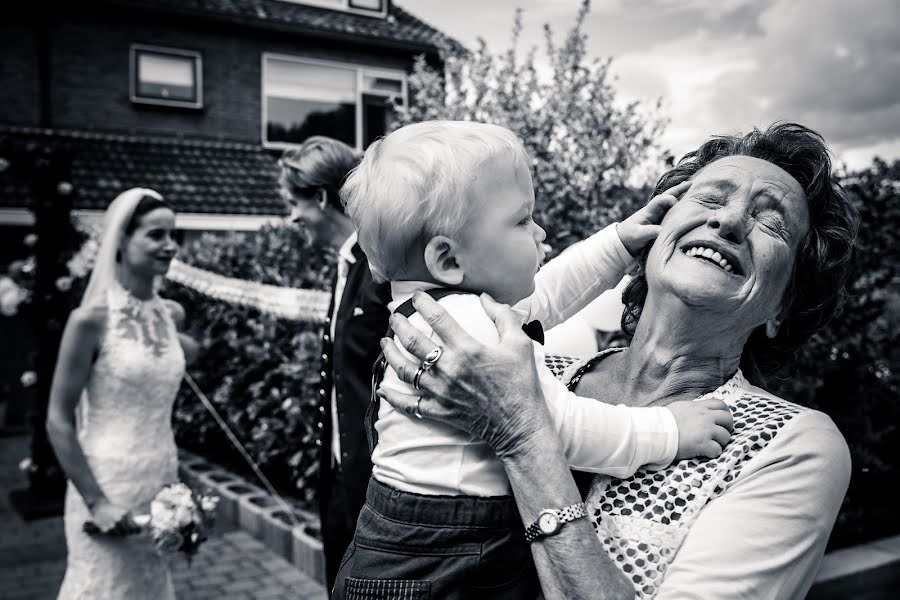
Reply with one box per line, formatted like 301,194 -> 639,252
101,0 -> 459,53
0,127 -> 287,217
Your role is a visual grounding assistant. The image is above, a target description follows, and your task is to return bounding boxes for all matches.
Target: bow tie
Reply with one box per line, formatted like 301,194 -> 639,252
522,320 -> 544,345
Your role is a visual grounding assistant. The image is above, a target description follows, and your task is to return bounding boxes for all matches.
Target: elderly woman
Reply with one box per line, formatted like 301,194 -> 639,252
377,123 -> 858,599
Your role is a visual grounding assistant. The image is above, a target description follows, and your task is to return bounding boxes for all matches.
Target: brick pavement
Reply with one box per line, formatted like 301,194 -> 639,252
0,433 -> 328,600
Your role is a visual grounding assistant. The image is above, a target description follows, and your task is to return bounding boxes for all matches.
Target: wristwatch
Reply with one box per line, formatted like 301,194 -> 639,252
524,502 -> 587,542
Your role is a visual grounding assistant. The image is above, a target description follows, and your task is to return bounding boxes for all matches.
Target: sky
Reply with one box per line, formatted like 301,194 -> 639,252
403,0 -> 900,170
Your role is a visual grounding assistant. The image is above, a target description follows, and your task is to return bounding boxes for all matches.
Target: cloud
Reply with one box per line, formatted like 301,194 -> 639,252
405,0 -> 900,165
604,0 -> 900,160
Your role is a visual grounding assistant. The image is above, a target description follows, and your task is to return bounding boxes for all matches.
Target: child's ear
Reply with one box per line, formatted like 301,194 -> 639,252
424,235 -> 464,286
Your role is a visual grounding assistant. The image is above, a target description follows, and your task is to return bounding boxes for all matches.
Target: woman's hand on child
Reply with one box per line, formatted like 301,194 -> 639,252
617,181 -> 691,256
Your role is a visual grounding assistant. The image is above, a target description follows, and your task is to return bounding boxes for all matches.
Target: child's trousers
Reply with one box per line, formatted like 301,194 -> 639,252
332,477 -> 539,599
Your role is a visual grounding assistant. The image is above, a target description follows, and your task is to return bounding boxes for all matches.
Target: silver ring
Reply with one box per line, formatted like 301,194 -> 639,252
414,397 -> 423,419
421,346 -> 443,372
413,365 -> 426,390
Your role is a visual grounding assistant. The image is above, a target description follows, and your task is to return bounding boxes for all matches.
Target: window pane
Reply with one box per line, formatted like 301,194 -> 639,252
267,97 -> 355,146
265,58 -> 358,146
362,74 -> 402,95
362,93 -> 398,148
137,52 -> 196,102
350,0 -> 383,11
267,59 -> 356,102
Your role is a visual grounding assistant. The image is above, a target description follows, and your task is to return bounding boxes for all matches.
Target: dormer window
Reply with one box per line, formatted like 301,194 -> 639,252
276,0 -> 386,17
130,45 -> 202,109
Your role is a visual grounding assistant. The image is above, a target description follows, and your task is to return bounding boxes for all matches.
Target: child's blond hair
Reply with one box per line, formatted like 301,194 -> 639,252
342,120 -> 531,283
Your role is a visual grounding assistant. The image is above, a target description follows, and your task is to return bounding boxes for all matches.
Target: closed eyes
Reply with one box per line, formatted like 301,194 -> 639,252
692,193 -> 725,206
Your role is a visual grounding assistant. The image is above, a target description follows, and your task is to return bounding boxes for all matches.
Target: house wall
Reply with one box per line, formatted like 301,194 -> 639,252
0,12 -> 41,127
46,7 -> 413,143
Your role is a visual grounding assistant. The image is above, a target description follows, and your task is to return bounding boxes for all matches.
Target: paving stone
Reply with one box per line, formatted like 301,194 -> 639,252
0,433 -> 327,600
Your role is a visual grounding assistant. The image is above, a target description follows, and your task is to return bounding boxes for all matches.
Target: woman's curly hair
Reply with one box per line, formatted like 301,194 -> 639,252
621,122 -> 859,376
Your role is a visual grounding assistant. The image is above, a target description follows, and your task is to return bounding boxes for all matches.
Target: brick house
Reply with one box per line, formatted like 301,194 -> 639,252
0,0 -> 455,243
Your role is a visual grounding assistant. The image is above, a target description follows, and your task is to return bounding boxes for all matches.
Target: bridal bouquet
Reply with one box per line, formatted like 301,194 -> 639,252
135,483 -> 219,563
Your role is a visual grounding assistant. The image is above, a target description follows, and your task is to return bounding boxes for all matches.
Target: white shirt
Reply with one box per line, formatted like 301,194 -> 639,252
373,224 -> 679,496
329,231 -> 358,465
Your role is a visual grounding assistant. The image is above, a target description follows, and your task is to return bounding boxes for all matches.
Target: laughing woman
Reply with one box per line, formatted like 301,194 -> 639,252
47,189 -> 192,599
378,123 -> 858,599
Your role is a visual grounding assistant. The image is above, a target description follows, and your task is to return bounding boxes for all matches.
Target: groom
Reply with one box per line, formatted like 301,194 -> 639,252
279,138 -> 392,594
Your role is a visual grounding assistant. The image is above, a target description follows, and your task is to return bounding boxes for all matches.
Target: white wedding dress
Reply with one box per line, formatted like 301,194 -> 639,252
57,283 -> 185,599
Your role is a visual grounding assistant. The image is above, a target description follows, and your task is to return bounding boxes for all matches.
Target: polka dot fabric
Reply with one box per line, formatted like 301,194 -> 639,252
545,352 -> 805,598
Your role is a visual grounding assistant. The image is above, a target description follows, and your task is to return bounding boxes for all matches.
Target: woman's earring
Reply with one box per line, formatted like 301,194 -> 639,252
766,319 -> 780,338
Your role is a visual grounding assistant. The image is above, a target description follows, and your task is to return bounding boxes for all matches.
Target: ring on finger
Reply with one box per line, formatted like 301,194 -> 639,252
413,364 -> 426,390
414,396 -> 423,419
421,346 -> 443,372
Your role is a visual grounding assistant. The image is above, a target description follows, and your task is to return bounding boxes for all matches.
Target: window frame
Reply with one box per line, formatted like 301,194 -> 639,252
261,53 -> 407,151
130,44 -> 203,109
276,0 -> 387,18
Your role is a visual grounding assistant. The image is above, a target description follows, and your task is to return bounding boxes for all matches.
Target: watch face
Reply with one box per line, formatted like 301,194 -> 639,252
538,511 -> 559,535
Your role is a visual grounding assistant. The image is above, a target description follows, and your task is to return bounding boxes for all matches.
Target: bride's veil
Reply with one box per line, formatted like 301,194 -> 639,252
75,187 -> 163,433
79,187 -> 163,308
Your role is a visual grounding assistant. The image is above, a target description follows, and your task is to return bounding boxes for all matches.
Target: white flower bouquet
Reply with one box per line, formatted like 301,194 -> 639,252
133,483 -> 219,563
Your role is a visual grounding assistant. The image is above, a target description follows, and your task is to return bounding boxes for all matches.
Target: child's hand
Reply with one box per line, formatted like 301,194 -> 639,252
666,398 -> 733,460
616,181 -> 691,256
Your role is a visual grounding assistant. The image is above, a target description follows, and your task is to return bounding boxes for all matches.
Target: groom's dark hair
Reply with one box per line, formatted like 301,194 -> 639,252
620,122 -> 858,377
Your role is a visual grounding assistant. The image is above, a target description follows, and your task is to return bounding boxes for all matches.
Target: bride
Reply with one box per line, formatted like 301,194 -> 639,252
46,188 -> 194,599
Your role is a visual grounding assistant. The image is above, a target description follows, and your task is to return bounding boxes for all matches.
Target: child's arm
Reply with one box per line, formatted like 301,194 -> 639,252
515,182 -> 686,329
535,346 -> 733,477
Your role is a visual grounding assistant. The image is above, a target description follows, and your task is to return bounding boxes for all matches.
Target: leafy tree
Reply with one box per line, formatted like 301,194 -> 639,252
394,0 -> 667,253
768,158 -> 900,549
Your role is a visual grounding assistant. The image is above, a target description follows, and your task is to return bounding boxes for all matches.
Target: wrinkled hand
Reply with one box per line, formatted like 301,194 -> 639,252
377,292 -> 547,460
83,498 -> 141,537
616,181 -> 690,256
667,398 -> 734,460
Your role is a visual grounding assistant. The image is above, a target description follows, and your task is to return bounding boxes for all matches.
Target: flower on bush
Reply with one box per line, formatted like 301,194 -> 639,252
19,370 -> 37,388
55,276 -> 73,292
0,276 -> 29,316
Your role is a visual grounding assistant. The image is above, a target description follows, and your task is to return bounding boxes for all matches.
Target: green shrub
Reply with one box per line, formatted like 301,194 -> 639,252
767,158 -> 900,549
163,223 -> 335,510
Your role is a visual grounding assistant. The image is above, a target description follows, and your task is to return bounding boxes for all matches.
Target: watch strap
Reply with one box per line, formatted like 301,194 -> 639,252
524,502 -> 587,542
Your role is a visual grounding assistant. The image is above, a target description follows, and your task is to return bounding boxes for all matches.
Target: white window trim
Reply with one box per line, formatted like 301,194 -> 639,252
0,209 -> 287,231
261,53 -> 407,151
276,0 -> 387,19
130,44 -> 203,109
71,210 -> 286,231
0,208 -> 34,226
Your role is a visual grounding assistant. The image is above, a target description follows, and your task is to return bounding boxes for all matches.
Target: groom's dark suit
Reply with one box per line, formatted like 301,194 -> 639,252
315,242 -> 391,594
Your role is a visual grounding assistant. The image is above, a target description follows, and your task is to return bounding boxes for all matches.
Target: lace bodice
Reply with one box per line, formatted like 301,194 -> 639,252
58,283 -> 185,600
546,351 -> 804,599
77,283 -> 185,467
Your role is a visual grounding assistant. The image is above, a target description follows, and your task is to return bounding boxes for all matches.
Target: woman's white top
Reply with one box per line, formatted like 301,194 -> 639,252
552,354 -> 850,600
